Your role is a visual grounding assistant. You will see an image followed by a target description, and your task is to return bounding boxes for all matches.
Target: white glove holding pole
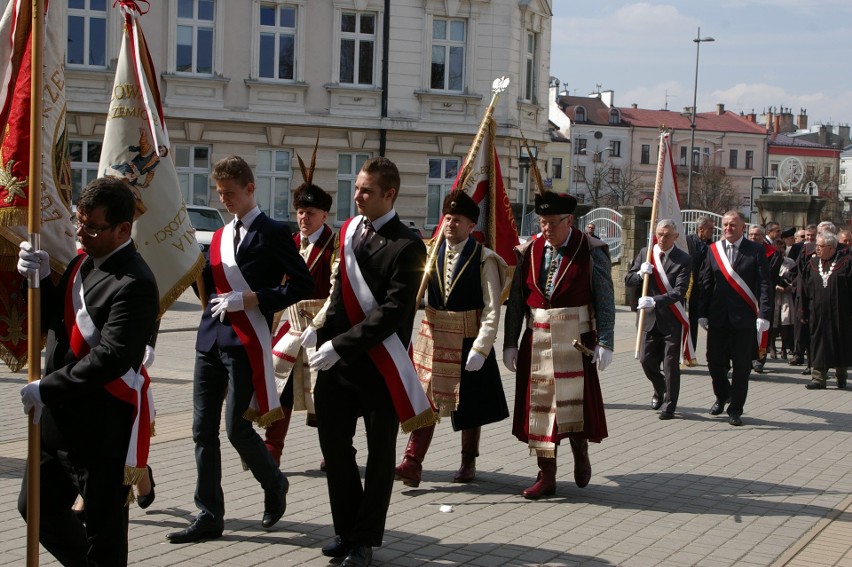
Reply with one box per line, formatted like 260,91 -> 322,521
756,318 -> 770,333
698,318 -> 709,330
465,351 -> 486,372
592,346 -> 613,373
21,380 -> 44,424
210,291 -> 244,322
17,241 -> 50,280
503,347 -> 518,372
300,326 -> 318,348
309,342 -> 341,371
637,296 -> 655,310
638,261 -> 654,276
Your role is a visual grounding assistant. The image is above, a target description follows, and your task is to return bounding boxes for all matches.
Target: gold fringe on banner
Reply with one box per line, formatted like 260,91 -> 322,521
157,253 -> 204,318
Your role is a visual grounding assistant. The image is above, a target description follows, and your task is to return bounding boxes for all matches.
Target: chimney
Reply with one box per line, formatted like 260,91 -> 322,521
766,109 -> 774,131
716,103 -> 725,115
818,125 -> 827,145
600,90 -> 614,108
839,125 -> 850,145
797,109 -> 808,130
631,103 -> 638,109
774,115 -> 781,134
780,109 -> 794,133
683,106 -> 694,115
746,112 -> 756,123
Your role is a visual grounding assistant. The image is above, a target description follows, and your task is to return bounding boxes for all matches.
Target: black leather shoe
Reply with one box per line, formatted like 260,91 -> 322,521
261,476 -> 289,528
650,394 -> 663,410
788,356 -> 804,366
321,536 -> 351,558
658,411 -> 674,420
805,381 -> 826,390
838,378 -> 847,389
709,399 -> 728,416
167,521 -> 223,544
137,465 -> 156,509
342,545 -> 373,567
801,367 -> 812,375
729,415 -> 743,426
753,362 -> 764,374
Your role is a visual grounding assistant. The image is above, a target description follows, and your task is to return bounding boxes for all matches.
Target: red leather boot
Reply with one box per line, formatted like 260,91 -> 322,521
522,456 -> 557,499
453,427 -> 480,483
570,437 -> 592,488
394,424 -> 435,487
263,408 -> 292,466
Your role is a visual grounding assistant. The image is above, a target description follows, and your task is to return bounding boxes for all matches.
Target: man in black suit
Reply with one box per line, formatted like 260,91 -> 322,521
686,216 -> 714,354
626,219 -> 693,420
787,224 -> 817,367
310,157 -> 428,567
698,210 -> 772,426
748,224 -> 781,373
168,156 -> 313,544
17,178 -> 159,566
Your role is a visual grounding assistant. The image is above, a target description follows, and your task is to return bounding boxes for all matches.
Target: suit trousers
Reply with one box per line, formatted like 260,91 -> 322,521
192,348 -> 285,528
688,293 -> 701,354
314,363 -> 400,547
640,324 -> 682,413
18,403 -> 132,567
707,325 -> 756,416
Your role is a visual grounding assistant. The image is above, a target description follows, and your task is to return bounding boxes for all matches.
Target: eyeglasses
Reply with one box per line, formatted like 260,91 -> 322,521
71,215 -> 117,238
539,215 -> 570,228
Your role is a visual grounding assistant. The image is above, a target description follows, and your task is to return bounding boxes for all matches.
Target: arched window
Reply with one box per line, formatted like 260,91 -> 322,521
609,108 -> 620,124
575,106 -> 586,122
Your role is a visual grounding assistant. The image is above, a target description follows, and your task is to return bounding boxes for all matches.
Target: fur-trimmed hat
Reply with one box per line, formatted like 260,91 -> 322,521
442,190 -> 480,223
293,184 -> 332,212
534,191 -> 577,215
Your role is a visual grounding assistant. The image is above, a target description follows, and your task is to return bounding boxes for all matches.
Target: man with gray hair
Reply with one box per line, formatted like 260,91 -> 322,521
686,216 -> 715,355
800,231 -> 851,389
626,219 -> 693,419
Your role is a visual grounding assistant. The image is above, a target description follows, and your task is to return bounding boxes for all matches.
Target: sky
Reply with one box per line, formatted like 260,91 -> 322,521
550,1 -> 852,127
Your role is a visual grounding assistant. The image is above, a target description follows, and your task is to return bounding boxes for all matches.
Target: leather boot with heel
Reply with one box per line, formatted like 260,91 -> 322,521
453,427 -> 480,483
569,437 -> 592,488
394,424 -> 435,488
522,456 -> 557,499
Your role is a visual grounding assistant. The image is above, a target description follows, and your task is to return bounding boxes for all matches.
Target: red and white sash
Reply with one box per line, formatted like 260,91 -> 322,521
651,245 -> 695,365
64,255 -> 154,490
338,216 -> 436,433
709,240 -> 767,352
209,225 -> 282,427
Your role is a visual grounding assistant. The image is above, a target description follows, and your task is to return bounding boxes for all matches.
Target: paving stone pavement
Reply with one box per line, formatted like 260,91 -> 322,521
0,289 -> 850,566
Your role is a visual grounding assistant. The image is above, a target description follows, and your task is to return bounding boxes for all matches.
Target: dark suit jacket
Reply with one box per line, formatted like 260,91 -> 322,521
699,238 -> 773,329
38,243 -> 159,455
318,214 -> 427,374
195,212 -> 314,351
625,246 -> 692,334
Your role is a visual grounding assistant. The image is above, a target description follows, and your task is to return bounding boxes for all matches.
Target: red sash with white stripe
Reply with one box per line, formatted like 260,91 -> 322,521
63,255 -> 153,487
709,241 -> 767,352
338,217 -> 436,433
651,245 -> 695,365
209,226 -> 282,426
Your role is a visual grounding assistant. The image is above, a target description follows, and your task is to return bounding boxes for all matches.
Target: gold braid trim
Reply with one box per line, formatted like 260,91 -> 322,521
0,207 -> 26,227
243,405 -> 285,429
156,253 -> 205,318
530,447 -> 557,459
150,421 -> 156,437
400,409 -> 438,434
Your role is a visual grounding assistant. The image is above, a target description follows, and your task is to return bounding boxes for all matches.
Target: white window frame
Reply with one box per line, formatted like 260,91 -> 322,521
523,31 -> 538,102
174,144 -> 212,206
336,152 -> 371,223
169,0 -> 221,76
428,16 -> 466,93
69,139 -> 103,203
611,140 -> 622,157
255,149 -> 292,220
66,0 -> 109,69
255,3 -> 298,81
335,9 -> 377,86
426,156 -> 461,227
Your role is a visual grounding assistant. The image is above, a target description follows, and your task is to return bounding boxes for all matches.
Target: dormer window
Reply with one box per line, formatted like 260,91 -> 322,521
575,106 -> 586,122
609,108 -> 620,124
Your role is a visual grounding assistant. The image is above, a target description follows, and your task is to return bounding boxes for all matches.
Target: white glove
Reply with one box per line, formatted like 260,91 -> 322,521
698,318 -> 709,330
465,351 -> 486,372
639,261 -> 654,276
143,345 -> 155,369
309,342 -> 341,372
17,241 -> 50,280
592,346 -> 613,373
503,347 -> 518,372
300,327 -> 318,348
756,318 -> 770,333
637,296 -> 655,310
21,380 -> 44,424
210,291 -> 245,322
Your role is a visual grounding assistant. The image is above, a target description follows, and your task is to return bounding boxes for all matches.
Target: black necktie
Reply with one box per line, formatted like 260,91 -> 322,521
659,251 -> 666,266
356,219 -> 374,253
234,219 -> 243,252
80,256 -> 94,279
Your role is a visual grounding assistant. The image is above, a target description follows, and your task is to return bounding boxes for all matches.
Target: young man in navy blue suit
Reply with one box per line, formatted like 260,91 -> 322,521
168,156 -> 313,543
699,210 -> 772,426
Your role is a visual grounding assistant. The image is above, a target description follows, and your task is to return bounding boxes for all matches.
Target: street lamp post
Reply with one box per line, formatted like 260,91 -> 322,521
687,27 -> 714,209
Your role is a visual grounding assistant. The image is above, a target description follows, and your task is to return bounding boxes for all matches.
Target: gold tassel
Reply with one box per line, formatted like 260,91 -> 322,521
400,409 -> 438,434
156,254 -> 205,318
150,421 -> 156,437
